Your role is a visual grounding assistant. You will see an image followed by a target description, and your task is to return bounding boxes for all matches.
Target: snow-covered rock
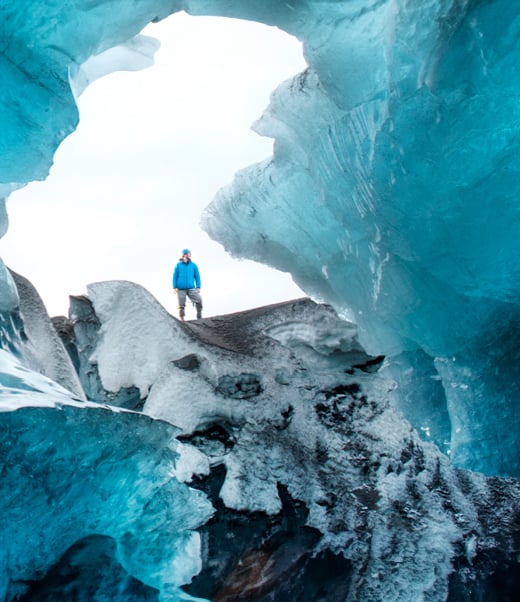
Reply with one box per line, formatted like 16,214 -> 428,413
56,279 -> 520,602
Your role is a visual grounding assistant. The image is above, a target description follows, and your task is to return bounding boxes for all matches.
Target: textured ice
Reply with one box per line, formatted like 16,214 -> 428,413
1,0 -> 520,598
1,0 -> 519,477
199,1 -> 520,477
0,349 -> 214,600
7,269 -> 85,399
63,279 -> 520,601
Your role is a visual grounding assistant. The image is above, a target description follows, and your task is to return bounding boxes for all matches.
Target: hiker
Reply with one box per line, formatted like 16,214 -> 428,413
173,248 -> 203,320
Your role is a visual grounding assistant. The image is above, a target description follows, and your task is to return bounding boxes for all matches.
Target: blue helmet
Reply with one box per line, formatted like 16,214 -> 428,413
182,248 -> 191,255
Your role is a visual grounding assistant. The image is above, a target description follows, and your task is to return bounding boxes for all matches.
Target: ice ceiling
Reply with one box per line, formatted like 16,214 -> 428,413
1,1 -> 519,477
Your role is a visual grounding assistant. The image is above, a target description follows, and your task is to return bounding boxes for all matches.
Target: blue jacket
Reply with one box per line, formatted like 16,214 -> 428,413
173,259 -> 201,290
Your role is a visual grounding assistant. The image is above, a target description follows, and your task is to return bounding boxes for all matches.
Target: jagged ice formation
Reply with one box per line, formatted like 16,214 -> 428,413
1,1 -> 520,600
10,278 -> 520,601
1,0 -> 519,476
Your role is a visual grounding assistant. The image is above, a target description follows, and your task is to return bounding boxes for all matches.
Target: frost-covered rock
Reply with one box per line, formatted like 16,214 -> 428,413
57,279 -> 520,602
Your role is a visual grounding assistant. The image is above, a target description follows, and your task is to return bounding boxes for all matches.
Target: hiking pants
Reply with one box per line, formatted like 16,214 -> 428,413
177,288 -> 202,319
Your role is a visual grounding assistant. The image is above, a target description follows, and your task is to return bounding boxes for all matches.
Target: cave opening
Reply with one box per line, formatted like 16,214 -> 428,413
1,12 -> 306,319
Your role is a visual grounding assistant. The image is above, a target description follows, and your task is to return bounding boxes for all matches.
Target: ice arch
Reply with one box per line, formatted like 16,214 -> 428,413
1,12 -> 305,319
1,1 -> 520,477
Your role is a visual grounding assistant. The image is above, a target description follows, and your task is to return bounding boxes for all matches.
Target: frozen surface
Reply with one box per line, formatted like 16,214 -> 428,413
0,350 -> 214,601
199,0 -> 520,477
7,269 -> 86,399
71,280 -> 520,601
1,0 -> 518,476
0,1 -> 520,598
1,269 -> 519,600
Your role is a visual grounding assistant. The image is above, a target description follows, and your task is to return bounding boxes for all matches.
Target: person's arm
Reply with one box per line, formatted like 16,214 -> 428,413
173,265 -> 178,290
194,265 -> 201,289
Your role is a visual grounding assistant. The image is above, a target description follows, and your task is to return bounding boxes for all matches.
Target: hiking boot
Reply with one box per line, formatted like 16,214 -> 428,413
179,308 -> 185,321
196,304 -> 202,319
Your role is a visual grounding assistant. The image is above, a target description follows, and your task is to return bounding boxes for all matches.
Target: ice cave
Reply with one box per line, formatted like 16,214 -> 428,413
1,1 -> 519,601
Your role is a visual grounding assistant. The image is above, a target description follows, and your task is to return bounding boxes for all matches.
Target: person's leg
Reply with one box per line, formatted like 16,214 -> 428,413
187,288 -> 203,319
177,289 -> 187,320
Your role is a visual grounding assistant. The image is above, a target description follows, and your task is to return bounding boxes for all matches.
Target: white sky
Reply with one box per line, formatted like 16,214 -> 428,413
0,12 -> 307,318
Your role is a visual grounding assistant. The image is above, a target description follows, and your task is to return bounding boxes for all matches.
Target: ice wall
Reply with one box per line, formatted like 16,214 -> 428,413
0,349 -> 214,600
1,1 -> 519,477
200,0 -> 520,477
57,280 -> 520,601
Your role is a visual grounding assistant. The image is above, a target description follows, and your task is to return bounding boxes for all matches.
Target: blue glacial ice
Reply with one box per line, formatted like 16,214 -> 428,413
1,0 -> 520,599
0,348 -> 214,601
1,0 -> 519,478
200,0 -> 520,477
1,267 -> 520,599
58,280 -> 520,600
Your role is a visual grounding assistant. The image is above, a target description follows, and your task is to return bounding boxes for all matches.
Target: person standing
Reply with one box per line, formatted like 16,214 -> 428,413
173,248 -> 203,320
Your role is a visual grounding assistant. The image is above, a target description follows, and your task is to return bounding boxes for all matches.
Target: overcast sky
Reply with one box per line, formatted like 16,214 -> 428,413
0,12 -> 306,318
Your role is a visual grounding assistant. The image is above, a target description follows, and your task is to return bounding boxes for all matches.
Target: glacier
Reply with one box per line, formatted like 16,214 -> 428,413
1,0 -> 519,477
201,0 -> 520,478
1,0 -> 520,600
4,276 -> 520,601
